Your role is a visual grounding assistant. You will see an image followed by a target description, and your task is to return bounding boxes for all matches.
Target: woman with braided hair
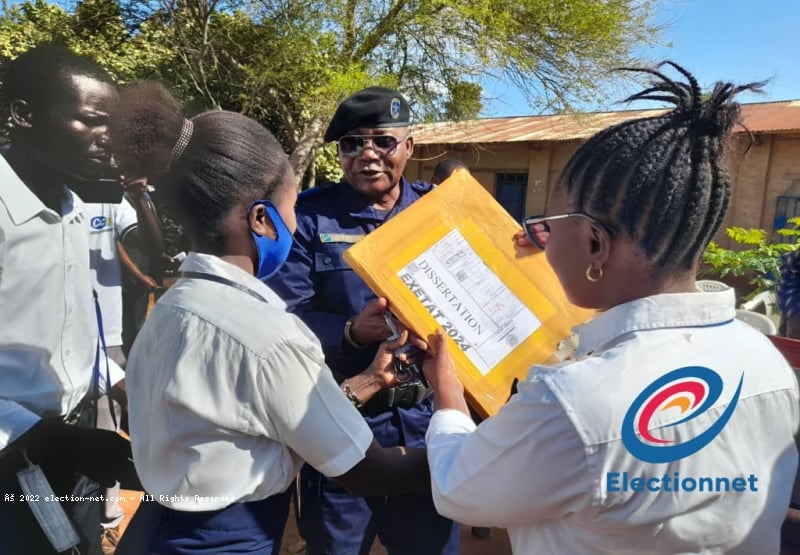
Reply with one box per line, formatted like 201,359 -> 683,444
421,63 -> 800,553
109,82 -> 433,554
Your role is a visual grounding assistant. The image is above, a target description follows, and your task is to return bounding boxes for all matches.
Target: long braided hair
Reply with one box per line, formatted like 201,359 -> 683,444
560,62 -> 764,274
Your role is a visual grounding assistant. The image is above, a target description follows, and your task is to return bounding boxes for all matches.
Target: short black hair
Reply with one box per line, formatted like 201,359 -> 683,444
110,81 -> 293,254
560,61 -> 763,275
2,43 -> 113,112
432,158 -> 468,183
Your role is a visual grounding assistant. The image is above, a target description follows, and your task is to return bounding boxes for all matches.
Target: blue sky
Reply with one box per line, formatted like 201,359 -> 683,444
481,0 -> 800,117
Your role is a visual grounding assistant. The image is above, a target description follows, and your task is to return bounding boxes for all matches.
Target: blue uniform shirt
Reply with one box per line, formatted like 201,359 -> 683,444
269,176 -> 434,446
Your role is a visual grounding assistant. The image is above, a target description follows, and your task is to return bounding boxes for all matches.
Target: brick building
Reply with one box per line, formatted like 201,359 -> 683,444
406,100 -> 800,247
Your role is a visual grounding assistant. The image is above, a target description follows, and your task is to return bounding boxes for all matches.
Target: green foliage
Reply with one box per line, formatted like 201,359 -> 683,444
0,0 -> 662,180
0,1 -> 70,58
702,219 -> 800,296
314,142 -> 344,185
0,0 -> 171,82
442,81 -> 483,121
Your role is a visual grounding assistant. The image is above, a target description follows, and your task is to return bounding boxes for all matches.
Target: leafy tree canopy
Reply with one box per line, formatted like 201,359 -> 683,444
0,0 -> 662,185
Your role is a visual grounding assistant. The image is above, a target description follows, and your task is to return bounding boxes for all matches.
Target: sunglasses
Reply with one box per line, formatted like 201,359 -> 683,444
337,133 -> 410,158
522,212 -> 616,249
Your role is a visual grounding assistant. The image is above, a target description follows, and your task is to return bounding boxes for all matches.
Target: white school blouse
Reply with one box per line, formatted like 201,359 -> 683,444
126,252 -> 372,511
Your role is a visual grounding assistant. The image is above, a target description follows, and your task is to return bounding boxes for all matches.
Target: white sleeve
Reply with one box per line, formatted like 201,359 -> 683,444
0,227 -> 38,449
256,339 -> 373,478
0,399 -> 40,451
426,375 -> 591,527
115,198 -> 138,241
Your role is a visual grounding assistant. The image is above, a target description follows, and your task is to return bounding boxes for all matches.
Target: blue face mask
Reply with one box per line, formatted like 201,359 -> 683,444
248,199 -> 293,281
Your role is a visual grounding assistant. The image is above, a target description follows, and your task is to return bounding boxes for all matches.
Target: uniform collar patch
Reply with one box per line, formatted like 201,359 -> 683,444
319,232 -> 365,244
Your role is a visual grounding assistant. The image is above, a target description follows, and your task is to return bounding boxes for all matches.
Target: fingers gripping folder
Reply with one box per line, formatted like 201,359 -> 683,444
343,169 -> 593,418
384,311 -> 427,387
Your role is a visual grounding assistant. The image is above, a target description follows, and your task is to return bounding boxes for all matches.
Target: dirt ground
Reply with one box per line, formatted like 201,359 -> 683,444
119,490 -> 511,554
277,504 -> 511,555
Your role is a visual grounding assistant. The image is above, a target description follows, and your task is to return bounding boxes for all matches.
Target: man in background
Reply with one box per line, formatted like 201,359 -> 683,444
430,157 -> 468,186
85,175 -> 162,552
87,178 -> 162,370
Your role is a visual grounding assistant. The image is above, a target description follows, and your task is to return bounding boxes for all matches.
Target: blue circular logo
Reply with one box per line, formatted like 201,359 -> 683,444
390,98 -> 401,119
90,216 -> 107,230
621,366 -> 743,463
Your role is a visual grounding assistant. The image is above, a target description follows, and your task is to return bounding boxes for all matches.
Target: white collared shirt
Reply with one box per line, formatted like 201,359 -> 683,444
126,252 -> 373,511
427,288 -> 799,554
0,156 -> 98,449
86,199 -> 138,347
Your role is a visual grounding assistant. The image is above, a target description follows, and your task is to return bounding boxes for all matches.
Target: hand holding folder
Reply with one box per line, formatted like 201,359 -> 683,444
343,169 -> 593,417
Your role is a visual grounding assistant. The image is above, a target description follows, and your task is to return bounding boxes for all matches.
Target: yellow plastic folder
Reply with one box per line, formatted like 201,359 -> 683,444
343,170 -> 593,417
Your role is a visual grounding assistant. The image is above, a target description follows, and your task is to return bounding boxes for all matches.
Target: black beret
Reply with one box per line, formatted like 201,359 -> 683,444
324,86 -> 410,142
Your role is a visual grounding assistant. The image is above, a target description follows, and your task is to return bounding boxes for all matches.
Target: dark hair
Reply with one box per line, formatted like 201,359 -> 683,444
2,43 -> 113,112
109,81 -> 293,253
432,158 -> 468,183
560,61 -> 764,274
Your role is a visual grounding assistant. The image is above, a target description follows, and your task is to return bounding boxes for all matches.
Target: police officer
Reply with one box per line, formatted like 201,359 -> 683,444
270,87 -> 460,554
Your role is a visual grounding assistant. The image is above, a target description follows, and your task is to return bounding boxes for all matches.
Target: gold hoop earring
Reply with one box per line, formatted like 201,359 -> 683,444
586,265 -> 603,282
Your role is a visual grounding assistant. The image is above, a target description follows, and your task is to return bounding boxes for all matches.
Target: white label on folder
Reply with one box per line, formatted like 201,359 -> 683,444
398,229 -> 541,375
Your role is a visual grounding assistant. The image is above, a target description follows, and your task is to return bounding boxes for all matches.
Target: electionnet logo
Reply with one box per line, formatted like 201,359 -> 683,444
622,366 -> 742,463
607,366 -> 757,494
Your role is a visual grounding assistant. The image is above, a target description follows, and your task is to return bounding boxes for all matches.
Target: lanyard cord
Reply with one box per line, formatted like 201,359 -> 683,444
177,271 -> 270,304
92,290 -> 117,429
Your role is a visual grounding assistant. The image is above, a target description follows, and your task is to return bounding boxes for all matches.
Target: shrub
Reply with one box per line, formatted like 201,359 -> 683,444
701,218 -> 800,299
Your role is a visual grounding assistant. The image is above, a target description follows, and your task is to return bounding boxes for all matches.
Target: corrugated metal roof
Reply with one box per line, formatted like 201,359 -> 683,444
411,100 -> 800,145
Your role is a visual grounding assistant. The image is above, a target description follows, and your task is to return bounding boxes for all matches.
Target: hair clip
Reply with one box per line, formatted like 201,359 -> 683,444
169,118 -> 194,167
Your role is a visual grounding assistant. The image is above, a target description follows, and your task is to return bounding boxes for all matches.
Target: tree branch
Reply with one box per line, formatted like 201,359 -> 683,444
289,115 -> 325,184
